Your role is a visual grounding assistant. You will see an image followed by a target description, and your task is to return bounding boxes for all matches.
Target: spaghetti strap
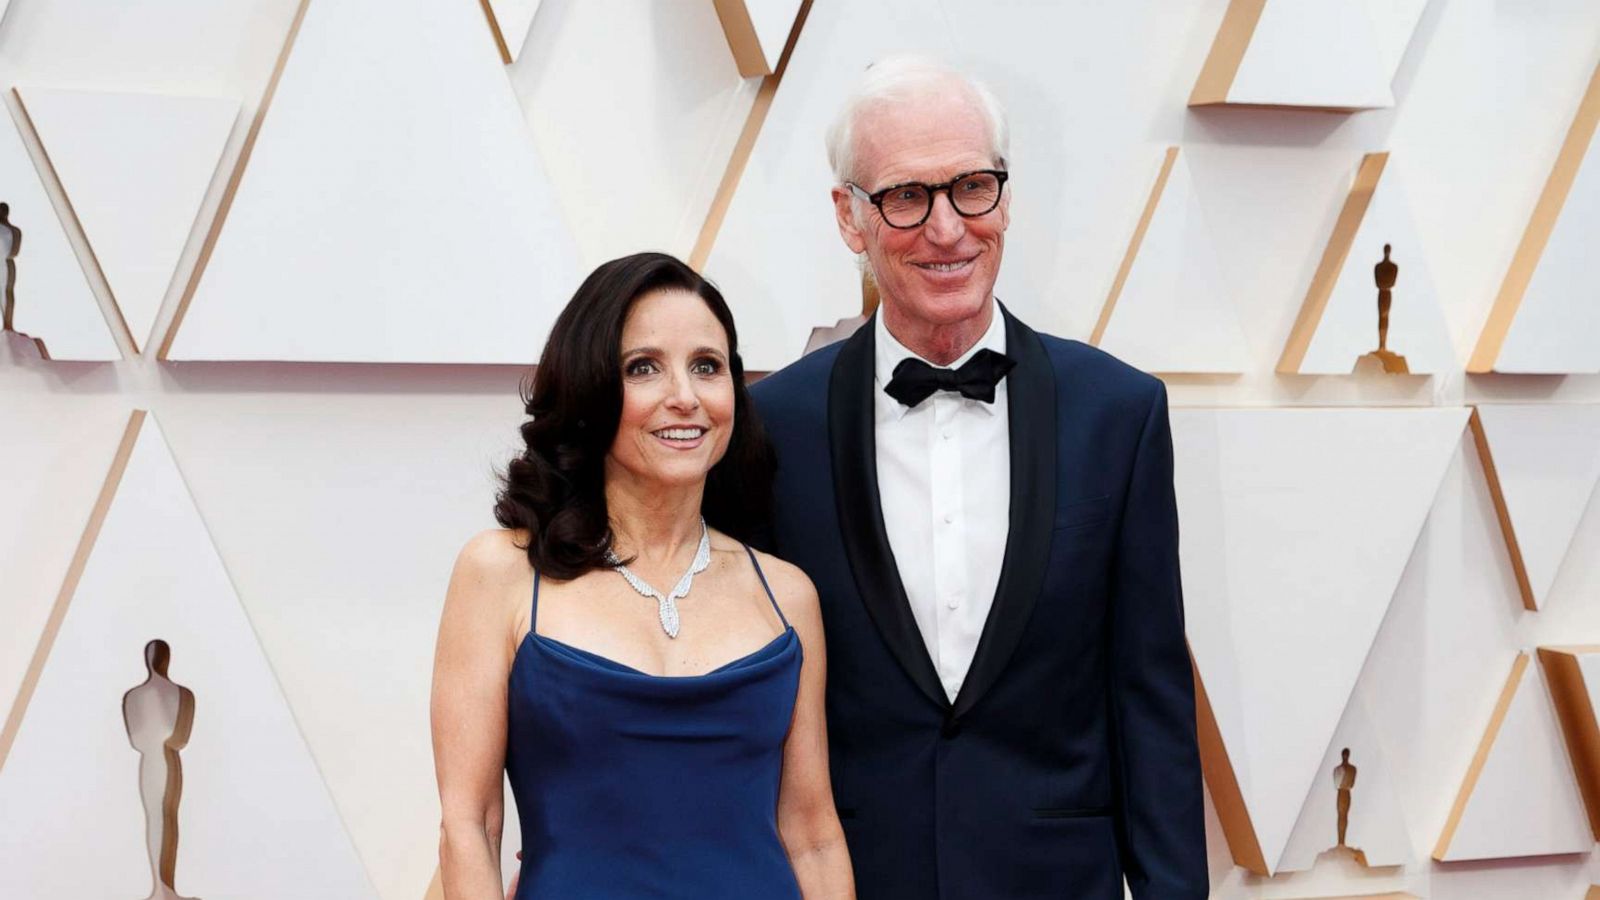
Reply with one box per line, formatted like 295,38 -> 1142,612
742,544 -> 789,629
530,569 -> 542,631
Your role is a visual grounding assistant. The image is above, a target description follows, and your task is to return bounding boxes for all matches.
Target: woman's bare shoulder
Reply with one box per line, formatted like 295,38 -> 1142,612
705,532 -> 818,614
745,547 -> 819,621
453,528 -> 533,587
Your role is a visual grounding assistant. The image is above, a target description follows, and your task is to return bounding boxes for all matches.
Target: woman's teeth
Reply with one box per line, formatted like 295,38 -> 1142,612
656,428 -> 705,440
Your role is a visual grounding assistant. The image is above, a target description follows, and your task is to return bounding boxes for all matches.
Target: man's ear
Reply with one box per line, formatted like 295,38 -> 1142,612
832,186 -> 869,255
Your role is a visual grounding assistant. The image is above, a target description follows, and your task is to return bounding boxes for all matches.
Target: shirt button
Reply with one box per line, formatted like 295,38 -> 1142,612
947,597 -> 959,609
943,512 -> 954,524
941,430 -> 952,440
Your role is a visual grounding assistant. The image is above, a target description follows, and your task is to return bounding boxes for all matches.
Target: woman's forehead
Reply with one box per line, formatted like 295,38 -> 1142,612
621,290 -> 728,347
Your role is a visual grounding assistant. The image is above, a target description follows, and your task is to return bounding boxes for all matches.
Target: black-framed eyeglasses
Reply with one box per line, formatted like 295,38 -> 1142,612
846,169 -> 1009,229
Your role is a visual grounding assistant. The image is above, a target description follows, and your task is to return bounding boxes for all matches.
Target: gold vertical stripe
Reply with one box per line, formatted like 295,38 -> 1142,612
1537,647 -> 1600,840
478,0 -> 515,66
1468,408 -> 1537,610
712,0 -> 771,79
1434,653 -> 1530,860
155,0 -> 313,360
1091,147 -> 1179,347
1189,0 -> 1269,106
10,89 -> 136,354
1469,60 -> 1600,372
1191,652 -> 1269,874
0,410 -> 146,771
688,0 -> 813,271
1277,152 -> 1388,373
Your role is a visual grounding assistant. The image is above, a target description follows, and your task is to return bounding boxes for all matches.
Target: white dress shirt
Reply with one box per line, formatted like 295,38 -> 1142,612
874,309 -> 1011,702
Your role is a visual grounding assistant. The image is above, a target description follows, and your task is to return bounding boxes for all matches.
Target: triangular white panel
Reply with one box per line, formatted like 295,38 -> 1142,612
1438,655 -> 1592,861
702,0 -> 957,369
16,86 -> 239,354
0,104 -> 116,359
515,0 -> 758,265
1174,407 -> 1467,874
1496,109 -> 1600,373
0,405 -> 131,729
1476,405 -> 1600,610
1298,157 -> 1456,374
1096,149 -> 1250,373
1227,2 -> 1392,109
745,0 -> 803,71
1364,0 -> 1431,80
487,0 -> 541,62
0,414 -> 378,898
1279,694 -> 1412,872
167,0 -> 580,363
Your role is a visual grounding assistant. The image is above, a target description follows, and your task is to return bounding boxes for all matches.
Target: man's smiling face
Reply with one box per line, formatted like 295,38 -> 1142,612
832,88 -> 1009,337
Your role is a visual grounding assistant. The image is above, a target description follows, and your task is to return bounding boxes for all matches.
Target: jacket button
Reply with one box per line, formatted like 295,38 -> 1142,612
941,715 -> 961,739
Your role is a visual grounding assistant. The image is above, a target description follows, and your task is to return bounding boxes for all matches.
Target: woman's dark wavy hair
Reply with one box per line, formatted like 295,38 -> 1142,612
494,252 -> 774,580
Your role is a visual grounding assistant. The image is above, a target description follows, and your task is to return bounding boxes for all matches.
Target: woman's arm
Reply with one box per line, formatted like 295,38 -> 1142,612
767,558 -> 856,899
432,531 -> 520,900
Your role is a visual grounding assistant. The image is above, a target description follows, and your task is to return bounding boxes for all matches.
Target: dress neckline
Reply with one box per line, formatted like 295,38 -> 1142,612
519,625 -> 798,681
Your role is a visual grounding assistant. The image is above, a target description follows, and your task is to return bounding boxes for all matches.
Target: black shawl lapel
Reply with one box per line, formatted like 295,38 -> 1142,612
827,317 -> 950,711
952,305 -> 1058,719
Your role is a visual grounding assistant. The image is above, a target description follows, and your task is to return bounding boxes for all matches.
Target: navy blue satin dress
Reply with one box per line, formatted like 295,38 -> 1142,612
505,546 -> 804,899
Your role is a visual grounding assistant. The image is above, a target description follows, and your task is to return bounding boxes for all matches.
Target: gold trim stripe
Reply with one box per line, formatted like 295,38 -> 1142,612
1278,152 -> 1388,374
1469,59 -> 1600,372
0,410 -> 146,772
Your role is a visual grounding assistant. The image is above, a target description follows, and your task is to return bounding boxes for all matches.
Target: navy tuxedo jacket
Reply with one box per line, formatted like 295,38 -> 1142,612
751,307 -> 1207,899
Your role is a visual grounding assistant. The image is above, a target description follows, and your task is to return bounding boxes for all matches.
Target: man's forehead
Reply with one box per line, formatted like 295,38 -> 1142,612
853,105 -> 995,187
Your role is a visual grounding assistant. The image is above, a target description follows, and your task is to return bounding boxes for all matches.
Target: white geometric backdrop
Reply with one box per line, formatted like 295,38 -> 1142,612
3,1 -> 1600,899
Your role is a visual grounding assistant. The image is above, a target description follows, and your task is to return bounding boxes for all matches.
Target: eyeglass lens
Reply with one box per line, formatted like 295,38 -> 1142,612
880,172 -> 1003,227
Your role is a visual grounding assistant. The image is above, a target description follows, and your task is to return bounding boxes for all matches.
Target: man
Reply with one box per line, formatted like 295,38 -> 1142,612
751,57 -> 1207,899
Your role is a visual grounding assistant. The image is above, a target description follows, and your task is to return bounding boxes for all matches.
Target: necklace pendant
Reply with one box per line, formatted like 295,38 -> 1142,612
606,517 -> 708,640
658,597 -> 681,639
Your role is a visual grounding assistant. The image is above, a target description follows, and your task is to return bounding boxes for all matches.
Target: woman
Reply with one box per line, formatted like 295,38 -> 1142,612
431,253 -> 854,899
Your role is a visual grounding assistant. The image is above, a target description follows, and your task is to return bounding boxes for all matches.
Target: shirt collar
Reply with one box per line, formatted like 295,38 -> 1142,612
874,302 -> 1008,419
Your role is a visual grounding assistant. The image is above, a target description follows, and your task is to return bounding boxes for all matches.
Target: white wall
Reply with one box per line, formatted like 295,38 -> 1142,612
3,1 -> 1600,898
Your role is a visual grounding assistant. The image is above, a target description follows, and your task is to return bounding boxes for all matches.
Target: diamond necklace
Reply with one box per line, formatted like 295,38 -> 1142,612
603,518 -> 711,638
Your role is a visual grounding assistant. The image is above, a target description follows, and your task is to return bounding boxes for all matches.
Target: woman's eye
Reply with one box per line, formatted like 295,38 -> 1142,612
625,358 -> 659,377
691,358 -> 722,376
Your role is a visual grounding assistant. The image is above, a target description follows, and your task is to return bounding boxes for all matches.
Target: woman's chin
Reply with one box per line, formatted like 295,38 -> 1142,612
634,461 -> 715,490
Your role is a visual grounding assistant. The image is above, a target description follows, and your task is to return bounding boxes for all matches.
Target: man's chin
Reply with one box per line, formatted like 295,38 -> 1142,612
895,293 -> 993,328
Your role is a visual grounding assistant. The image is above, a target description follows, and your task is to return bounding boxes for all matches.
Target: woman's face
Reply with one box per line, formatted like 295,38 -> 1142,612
607,289 -> 737,492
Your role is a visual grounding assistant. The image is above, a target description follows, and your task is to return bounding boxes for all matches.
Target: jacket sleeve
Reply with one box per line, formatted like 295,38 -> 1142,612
1109,381 -> 1209,898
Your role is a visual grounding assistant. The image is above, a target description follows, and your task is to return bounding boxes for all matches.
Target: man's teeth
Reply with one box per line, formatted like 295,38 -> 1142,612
917,260 -> 970,272
657,428 -> 705,440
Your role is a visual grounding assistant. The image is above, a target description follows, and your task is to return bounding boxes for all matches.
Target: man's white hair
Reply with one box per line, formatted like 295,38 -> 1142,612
825,55 -> 1010,186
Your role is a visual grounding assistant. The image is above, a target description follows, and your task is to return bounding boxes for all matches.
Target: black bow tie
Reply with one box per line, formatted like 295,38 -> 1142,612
884,349 -> 1016,408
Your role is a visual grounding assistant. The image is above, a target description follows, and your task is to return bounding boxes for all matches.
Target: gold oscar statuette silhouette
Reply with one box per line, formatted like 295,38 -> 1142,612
0,200 -> 46,360
1355,244 -> 1410,374
123,639 -> 200,900
1327,747 -> 1369,865
1,201 -> 18,332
